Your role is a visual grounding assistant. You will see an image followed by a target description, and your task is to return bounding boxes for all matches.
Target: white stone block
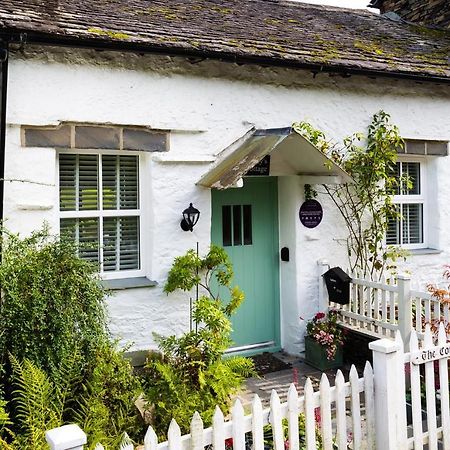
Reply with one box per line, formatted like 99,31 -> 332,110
45,424 -> 87,450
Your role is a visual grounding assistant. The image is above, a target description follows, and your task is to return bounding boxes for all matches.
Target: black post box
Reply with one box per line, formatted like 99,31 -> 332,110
323,267 -> 351,305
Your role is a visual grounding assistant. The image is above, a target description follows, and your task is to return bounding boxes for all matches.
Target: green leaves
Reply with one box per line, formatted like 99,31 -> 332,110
145,246 -> 254,438
0,227 -> 143,448
0,227 -> 108,382
164,249 -> 201,294
297,111 -> 407,280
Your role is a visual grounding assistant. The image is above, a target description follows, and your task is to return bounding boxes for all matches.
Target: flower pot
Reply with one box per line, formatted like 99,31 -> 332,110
304,336 -> 343,371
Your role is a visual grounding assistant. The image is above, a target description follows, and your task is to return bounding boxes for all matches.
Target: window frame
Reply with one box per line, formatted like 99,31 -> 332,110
388,156 -> 427,250
56,148 -> 145,280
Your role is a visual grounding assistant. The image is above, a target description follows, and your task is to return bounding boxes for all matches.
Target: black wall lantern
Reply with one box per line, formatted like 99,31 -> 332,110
180,203 -> 200,232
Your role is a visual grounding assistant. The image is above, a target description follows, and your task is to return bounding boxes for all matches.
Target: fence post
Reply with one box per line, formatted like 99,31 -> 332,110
46,424 -> 87,450
369,338 -> 407,450
397,273 -> 412,351
317,259 -> 330,313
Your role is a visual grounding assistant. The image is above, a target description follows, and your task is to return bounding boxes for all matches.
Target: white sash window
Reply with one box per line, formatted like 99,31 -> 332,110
58,152 -> 142,278
386,159 -> 425,249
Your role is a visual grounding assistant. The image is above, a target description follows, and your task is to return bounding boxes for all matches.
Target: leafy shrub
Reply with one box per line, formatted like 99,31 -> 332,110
73,342 -> 143,447
0,228 -> 143,448
143,245 -> 255,438
0,227 -> 108,382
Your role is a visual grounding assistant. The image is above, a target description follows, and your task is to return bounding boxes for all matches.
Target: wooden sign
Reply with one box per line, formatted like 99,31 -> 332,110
246,155 -> 271,176
411,343 -> 450,365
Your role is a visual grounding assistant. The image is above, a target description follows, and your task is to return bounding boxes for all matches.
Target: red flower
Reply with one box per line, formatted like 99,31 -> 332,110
315,312 -> 326,320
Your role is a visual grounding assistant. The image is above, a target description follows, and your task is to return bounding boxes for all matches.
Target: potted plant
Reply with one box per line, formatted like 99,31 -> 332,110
304,310 -> 344,371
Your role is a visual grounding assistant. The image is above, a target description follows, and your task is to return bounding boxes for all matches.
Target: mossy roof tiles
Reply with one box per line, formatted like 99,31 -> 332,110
0,0 -> 449,81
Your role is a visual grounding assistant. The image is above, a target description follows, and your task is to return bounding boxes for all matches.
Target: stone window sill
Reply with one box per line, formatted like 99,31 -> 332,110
409,248 -> 442,256
101,277 -> 158,290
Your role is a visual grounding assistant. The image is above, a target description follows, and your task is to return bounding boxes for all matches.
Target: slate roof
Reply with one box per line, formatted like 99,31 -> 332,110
0,0 -> 449,82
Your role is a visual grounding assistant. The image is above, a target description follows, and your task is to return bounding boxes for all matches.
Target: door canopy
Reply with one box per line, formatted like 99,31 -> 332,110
197,127 -> 352,189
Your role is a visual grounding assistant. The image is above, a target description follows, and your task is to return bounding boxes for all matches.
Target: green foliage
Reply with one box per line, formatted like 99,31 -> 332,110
73,342 -> 143,448
0,228 -> 144,448
144,245 -> 254,438
9,356 -> 63,449
294,111 -> 409,279
263,416 -> 323,449
0,227 -> 108,382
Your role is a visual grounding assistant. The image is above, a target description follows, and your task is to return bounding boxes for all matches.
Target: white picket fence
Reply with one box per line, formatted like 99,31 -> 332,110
47,362 -> 374,450
46,326 -> 450,450
318,261 -> 449,348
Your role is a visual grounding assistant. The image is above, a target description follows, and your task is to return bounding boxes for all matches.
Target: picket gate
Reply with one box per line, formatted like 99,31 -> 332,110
405,323 -> 450,450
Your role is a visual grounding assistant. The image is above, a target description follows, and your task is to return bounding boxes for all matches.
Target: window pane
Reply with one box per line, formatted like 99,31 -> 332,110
386,205 -> 400,245
402,204 -> 423,244
59,154 -> 77,211
119,156 -> 139,210
103,216 -> 118,272
102,155 -> 117,210
402,162 -> 420,195
103,216 -> 140,271
120,216 -> 140,270
102,155 -> 138,210
79,155 -> 99,210
60,217 -> 99,264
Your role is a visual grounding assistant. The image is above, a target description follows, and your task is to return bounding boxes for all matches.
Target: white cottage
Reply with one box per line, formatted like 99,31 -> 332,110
0,0 -> 449,357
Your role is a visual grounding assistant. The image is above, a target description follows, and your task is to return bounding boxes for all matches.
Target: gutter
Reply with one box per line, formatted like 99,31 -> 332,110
0,41 -> 8,233
2,30 -> 450,85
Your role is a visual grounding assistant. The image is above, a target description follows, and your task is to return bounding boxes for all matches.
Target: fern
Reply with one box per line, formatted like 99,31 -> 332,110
10,356 -> 62,450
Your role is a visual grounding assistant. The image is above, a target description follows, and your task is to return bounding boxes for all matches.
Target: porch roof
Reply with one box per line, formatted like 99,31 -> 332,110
197,127 -> 352,190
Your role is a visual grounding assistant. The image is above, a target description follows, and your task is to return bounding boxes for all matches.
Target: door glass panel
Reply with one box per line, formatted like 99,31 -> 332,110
222,205 -> 232,246
222,204 -> 253,247
233,205 -> 242,246
243,205 -> 252,245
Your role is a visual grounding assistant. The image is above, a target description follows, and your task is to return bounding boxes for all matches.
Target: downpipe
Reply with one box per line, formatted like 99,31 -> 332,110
0,41 -> 8,255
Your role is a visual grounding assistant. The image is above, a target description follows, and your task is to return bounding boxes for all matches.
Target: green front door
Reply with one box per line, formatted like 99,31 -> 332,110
211,177 -> 280,353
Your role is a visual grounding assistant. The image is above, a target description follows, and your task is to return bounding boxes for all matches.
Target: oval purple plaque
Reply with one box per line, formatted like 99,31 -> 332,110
299,199 -> 323,229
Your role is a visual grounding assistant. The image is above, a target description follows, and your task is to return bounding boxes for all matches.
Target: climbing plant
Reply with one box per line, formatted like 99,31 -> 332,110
293,111 -> 409,280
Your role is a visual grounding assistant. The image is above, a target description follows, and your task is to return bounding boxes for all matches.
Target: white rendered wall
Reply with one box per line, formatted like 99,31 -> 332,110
4,48 -> 450,354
